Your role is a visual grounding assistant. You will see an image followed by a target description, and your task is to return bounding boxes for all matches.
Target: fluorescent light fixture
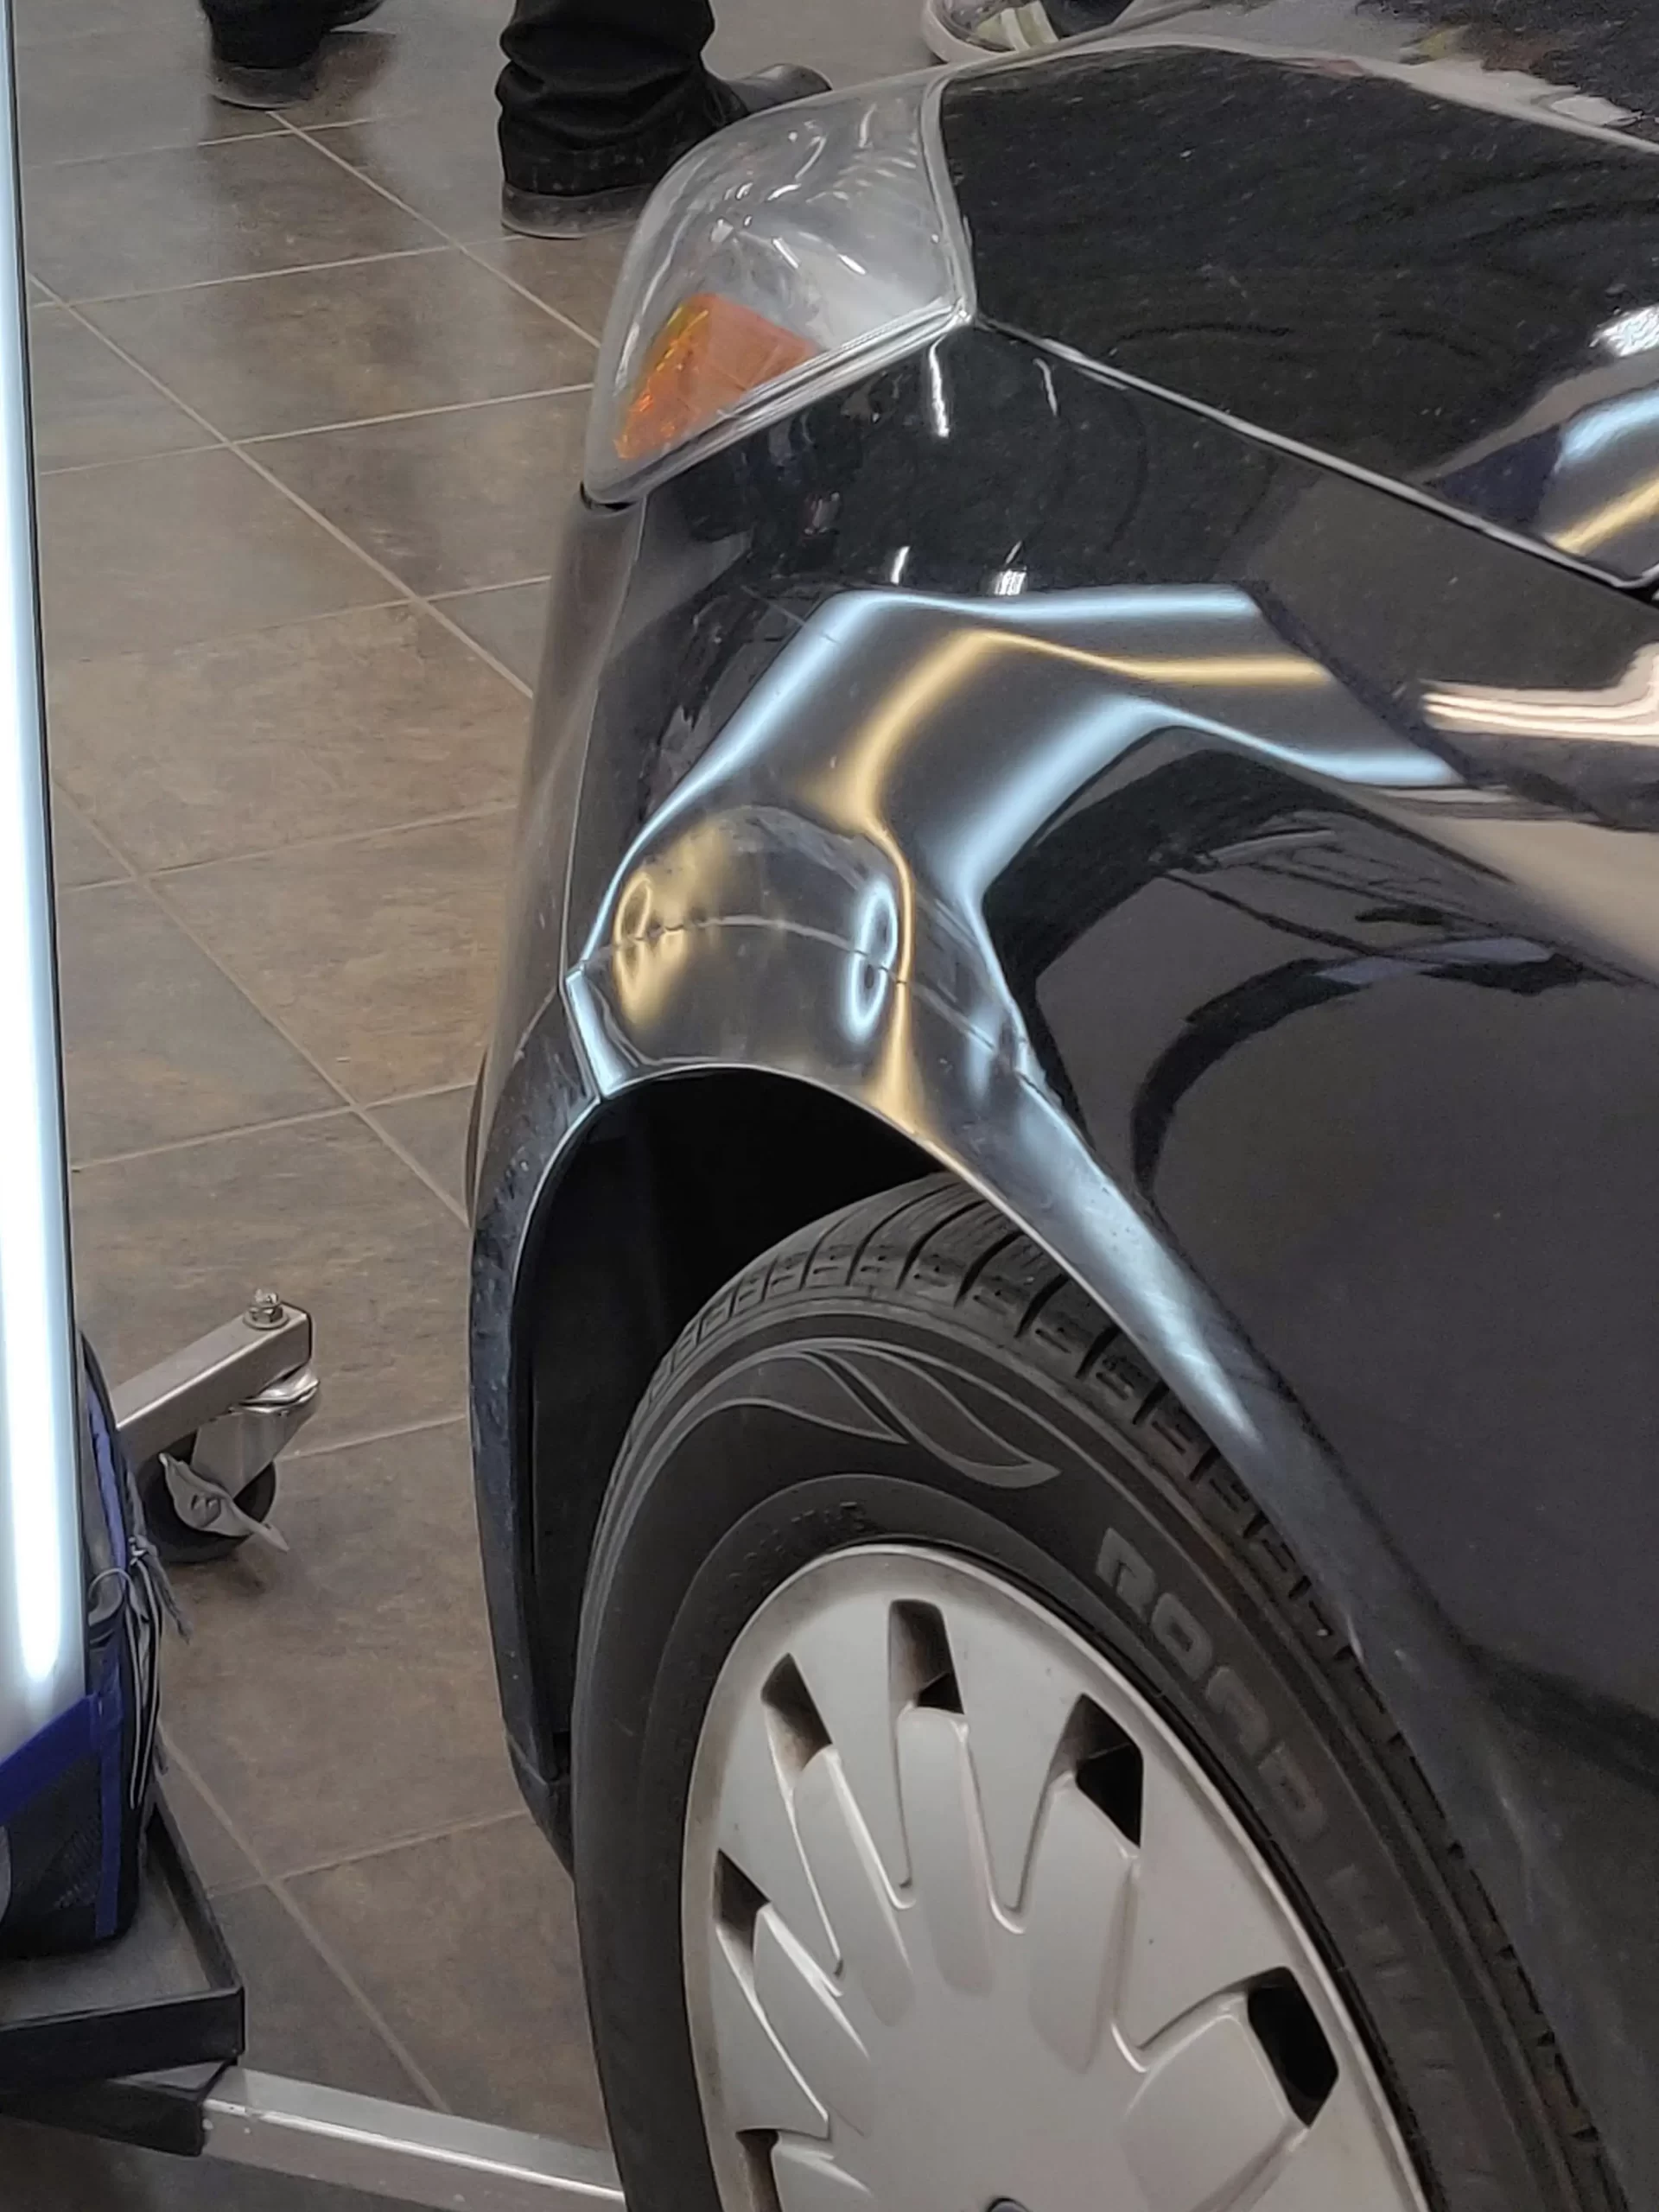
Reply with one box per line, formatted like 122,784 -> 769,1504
0,9 -> 84,1765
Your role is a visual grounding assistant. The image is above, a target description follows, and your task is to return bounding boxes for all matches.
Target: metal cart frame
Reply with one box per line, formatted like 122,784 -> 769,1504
0,3 -> 625,2198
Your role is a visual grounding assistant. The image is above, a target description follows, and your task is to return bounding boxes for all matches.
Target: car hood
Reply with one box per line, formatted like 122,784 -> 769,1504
940,7 -> 1659,584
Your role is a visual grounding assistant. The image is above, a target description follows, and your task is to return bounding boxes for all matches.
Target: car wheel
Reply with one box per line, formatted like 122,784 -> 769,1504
572,1176 -> 1616,2212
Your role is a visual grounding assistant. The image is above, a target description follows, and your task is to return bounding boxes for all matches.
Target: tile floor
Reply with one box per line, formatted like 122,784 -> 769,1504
1,0 -> 926,2201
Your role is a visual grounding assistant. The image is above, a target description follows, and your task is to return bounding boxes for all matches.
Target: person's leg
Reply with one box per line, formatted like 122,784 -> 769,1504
499,0 -> 715,175
202,0 -> 382,107
497,0 -> 828,238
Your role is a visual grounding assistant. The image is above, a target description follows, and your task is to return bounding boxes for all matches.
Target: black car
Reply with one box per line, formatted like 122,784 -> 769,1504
469,10 -> 1659,2209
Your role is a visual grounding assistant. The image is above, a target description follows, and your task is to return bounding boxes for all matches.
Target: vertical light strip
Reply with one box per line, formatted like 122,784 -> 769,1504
0,0 -> 83,1758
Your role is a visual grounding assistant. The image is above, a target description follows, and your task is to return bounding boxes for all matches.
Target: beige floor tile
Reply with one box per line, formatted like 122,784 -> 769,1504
29,304 -> 207,470
373,1084 -> 474,1209
162,812 -> 512,1102
49,601 -> 528,871
91,248 -> 592,441
256,391 -> 584,595
13,0 -> 149,45
39,446 -> 391,661
709,0 -> 931,84
469,233 -> 626,344
71,1113 -> 468,1448
162,1759 -> 260,1895
435,577 -> 549,685
50,787 -> 126,887
58,881 -> 336,1159
15,0 -> 188,43
311,107 -> 505,243
23,132 -> 440,302
217,1885 -> 429,2098
287,0 -> 504,128
161,1421 -> 521,1872
19,28 -> 276,165
291,1816 -> 606,2142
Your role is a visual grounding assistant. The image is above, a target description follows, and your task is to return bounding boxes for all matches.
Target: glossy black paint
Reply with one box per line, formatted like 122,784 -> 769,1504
945,35 -> 1659,581
1122,0 -> 1659,140
473,38 -> 1659,2200
472,321 -> 1659,2201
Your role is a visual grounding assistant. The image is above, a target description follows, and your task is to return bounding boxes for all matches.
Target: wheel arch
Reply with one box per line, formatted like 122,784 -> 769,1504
508,1068 -> 933,1788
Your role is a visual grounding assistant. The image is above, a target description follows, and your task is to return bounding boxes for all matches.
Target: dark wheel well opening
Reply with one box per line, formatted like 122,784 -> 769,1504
512,1071 -> 932,1815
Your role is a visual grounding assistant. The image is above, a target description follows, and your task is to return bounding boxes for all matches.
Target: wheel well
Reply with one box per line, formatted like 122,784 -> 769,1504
512,1071 -> 933,1768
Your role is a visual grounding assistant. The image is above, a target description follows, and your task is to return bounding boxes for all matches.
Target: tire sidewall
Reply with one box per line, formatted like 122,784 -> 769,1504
574,1295 -> 1560,2212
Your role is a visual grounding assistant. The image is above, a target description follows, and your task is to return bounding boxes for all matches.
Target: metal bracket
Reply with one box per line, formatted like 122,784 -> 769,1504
111,1298 -> 317,1475
203,2070 -> 625,2210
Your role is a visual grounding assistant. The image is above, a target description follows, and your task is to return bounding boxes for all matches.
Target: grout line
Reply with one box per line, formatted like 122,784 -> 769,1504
358,1104 -> 470,1227
39,317 -> 512,1214
37,439 -> 224,478
48,298 -> 237,447
269,1878 -> 455,2113
44,592 -> 412,671
39,209 -> 525,1217
163,1737 -> 452,2111
241,380 -> 593,446
361,1077 -> 473,1108
267,1807 -> 525,1887
161,1737 -> 273,1886
24,121 -> 286,173
285,1409 -> 466,1462
58,242 -> 454,308
112,860 -> 339,1073
44,582 -> 409,670
455,238 -> 606,349
48,296 -> 536,701
137,865 -> 474,1225
149,798 -> 514,878
429,572 -> 550,602
53,794 -> 134,882
232,434 -> 541,696
203,1871 -> 267,1902
99,851 -> 475,1234
285,117 -> 605,350
72,1103 -> 353,1175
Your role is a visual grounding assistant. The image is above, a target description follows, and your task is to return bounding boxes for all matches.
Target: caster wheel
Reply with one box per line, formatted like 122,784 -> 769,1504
136,1445 -> 279,1566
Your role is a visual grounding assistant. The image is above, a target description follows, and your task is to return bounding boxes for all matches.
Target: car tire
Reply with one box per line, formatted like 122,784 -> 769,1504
571,1174 -> 1618,2212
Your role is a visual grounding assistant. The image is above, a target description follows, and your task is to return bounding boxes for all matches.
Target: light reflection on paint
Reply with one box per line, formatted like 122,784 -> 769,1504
1424,642 -> 1659,743
1597,303 -> 1659,359
924,346 -> 950,440
1560,386 -> 1659,466
1555,464 -> 1659,555
575,582 -> 1466,1457
843,878 -> 899,1041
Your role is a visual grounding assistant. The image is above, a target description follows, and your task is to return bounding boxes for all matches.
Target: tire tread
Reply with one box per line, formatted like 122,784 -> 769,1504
659,1173 -> 1623,2212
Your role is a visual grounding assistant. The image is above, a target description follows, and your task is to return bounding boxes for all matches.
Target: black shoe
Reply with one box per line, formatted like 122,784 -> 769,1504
499,64 -> 832,241
210,0 -> 383,109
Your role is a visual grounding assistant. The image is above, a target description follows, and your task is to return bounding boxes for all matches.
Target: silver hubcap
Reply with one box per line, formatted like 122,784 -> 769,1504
683,1545 -> 1427,2212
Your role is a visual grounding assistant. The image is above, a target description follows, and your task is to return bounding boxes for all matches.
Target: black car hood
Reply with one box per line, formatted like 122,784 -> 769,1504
941,11 -> 1659,583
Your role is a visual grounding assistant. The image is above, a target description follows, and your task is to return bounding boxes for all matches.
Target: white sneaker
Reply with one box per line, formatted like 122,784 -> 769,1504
920,0 -> 1133,66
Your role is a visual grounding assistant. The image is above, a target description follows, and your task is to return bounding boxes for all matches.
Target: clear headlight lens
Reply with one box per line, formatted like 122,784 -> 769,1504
585,75 -> 971,500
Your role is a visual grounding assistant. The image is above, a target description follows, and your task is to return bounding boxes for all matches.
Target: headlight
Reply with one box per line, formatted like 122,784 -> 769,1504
585,75 -> 972,501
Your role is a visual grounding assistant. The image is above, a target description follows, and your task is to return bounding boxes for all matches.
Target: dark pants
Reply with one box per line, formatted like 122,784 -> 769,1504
499,0 -> 732,193
202,0 -> 727,191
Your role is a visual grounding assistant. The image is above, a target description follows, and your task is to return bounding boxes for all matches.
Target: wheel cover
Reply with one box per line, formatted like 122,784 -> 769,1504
683,1545 -> 1427,2212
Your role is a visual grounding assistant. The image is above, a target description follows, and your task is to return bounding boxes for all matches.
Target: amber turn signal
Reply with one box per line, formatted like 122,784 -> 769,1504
615,293 -> 818,465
